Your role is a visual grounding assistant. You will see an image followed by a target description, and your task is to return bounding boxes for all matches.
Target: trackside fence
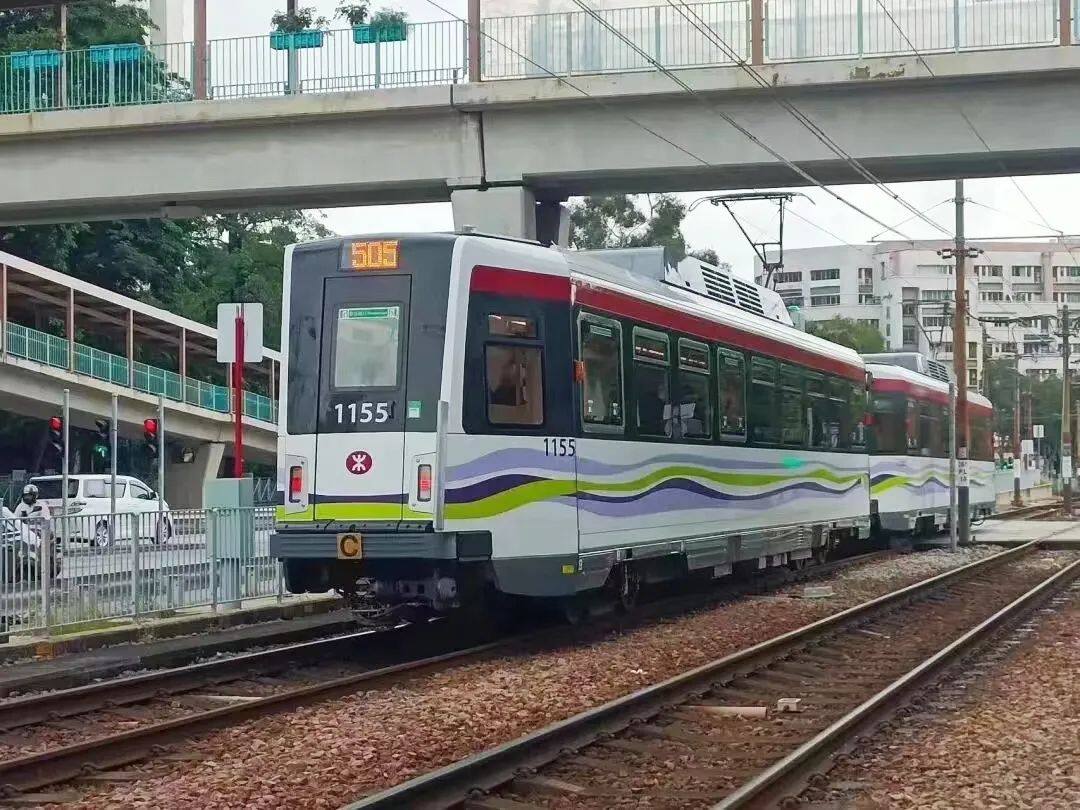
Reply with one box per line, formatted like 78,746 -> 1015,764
0,506 -> 285,635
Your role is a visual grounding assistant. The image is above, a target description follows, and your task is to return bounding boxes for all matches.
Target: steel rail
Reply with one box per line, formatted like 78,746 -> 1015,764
345,542 -> 1042,810
0,548 -> 899,800
0,640 -> 507,795
715,554 -> 1080,809
0,626 -> 387,731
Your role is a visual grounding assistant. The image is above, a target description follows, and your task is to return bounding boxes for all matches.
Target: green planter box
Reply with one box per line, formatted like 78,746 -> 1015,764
89,43 -> 146,64
353,23 -> 407,44
10,50 -> 62,70
270,30 -> 326,50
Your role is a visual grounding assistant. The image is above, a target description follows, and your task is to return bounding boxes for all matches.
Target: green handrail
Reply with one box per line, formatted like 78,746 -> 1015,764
4,321 -> 275,423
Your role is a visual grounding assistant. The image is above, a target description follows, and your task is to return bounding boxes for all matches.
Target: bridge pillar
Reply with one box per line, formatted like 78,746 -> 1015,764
165,441 -> 224,509
450,187 -> 570,246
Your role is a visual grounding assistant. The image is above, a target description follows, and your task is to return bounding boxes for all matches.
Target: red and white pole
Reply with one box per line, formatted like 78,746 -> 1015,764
233,310 -> 245,478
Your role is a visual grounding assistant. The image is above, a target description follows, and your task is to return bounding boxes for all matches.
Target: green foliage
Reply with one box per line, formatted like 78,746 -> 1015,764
0,0 -> 154,52
983,358 -> 1062,455
271,6 -> 330,32
806,317 -> 887,354
570,194 -> 719,264
335,3 -> 371,26
369,8 -> 408,26
0,1 -> 186,113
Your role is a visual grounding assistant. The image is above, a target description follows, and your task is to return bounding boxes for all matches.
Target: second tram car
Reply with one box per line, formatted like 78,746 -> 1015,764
864,354 -> 996,536
271,233 -> 874,614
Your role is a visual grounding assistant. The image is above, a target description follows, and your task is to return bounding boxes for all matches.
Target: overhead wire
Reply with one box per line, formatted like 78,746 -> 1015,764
420,0 -> 868,257
660,0 -> 952,238
560,0 -> 920,240
871,0 -> 1080,270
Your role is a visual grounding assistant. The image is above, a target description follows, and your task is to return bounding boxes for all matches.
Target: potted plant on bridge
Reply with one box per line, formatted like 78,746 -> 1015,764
342,5 -> 409,44
270,6 -> 330,50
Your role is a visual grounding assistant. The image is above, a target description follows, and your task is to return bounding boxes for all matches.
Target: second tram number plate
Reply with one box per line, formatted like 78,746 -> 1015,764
337,533 -> 364,559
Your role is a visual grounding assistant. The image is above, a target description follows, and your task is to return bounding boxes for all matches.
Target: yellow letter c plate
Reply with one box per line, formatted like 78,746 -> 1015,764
336,533 -> 363,559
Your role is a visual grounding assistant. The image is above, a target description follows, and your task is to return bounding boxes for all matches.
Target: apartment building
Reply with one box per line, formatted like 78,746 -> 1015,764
755,241 -> 1080,388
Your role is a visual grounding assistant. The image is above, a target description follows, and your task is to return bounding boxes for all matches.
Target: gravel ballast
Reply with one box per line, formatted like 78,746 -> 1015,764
56,546 -> 1009,809
811,578 -> 1080,809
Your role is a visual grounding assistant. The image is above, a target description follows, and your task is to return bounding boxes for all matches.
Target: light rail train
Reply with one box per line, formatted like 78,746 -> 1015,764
270,233 -> 995,617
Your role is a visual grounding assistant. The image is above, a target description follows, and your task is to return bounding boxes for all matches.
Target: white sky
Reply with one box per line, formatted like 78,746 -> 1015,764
206,2 -> 1080,280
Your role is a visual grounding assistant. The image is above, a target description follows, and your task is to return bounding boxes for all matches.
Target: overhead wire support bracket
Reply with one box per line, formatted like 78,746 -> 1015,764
690,192 -> 808,287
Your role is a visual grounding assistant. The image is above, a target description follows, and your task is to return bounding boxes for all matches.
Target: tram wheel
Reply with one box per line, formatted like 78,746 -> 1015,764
614,564 -> 641,613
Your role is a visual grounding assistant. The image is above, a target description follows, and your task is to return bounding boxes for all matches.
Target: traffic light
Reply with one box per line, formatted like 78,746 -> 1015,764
94,418 -> 111,461
143,418 -> 159,458
48,416 -> 64,455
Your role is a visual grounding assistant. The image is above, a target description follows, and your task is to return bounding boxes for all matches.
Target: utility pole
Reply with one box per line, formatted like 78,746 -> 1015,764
1013,350 -> 1023,506
952,179 -> 970,544
1062,305 -> 1072,516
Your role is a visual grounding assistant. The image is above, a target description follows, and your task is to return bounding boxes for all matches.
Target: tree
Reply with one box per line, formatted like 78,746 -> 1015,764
569,194 -> 718,264
806,317 -> 887,353
983,358 -> 1063,459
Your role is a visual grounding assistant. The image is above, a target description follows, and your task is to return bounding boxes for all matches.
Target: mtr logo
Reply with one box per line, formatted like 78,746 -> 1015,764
345,450 -> 373,475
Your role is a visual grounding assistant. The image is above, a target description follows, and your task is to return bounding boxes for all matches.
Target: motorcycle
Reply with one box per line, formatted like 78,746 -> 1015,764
1,507 -> 62,584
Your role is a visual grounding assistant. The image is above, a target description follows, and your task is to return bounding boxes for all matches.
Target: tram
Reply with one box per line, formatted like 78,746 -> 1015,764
269,233 -> 987,615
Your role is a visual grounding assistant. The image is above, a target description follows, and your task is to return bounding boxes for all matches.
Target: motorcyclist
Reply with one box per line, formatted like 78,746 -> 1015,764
14,483 -> 52,525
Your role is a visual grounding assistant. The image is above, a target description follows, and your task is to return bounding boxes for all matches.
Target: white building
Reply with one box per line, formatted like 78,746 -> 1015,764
755,240 -> 1080,389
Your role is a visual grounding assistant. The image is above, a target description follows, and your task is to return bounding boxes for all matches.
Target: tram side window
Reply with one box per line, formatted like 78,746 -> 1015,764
870,393 -> 907,454
847,381 -> 867,449
749,357 -> 779,444
486,344 -> 544,426
779,364 -> 805,447
808,374 -> 841,449
677,339 -> 712,440
905,397 -> 920,453
717,348 -> 746,440
579,316 -> 624,431
919,401 -> 946,457
632,328 -> 672,437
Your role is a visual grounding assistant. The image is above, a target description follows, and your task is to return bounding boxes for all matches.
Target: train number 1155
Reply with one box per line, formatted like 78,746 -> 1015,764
544,437 -> 576,457
335,402 -> 393,424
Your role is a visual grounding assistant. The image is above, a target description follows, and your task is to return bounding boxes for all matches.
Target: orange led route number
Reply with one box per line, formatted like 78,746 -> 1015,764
349,240 -> 400,271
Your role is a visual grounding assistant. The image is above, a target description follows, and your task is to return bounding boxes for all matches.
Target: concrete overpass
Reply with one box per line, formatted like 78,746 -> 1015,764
2,45 -> 1080,235
0,250 -> 279,506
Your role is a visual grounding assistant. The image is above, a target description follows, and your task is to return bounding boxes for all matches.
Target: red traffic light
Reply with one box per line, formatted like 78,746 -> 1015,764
143,418 -> 159,437
49,416 -> 63,432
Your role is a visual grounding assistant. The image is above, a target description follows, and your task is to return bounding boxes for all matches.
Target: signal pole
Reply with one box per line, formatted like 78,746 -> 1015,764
952,179 -> 971,544
1062,305 -> 1072,516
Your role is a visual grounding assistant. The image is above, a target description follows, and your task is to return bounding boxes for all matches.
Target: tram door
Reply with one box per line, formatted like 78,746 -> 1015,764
313,275 -> 411,523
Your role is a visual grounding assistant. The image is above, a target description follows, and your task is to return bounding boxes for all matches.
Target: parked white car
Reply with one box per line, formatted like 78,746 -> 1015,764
30,475 -> 172,547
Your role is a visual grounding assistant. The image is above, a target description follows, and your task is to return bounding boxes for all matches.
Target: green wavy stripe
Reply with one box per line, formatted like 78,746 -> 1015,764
447,466 -> 864,521
872,473 -> 990,495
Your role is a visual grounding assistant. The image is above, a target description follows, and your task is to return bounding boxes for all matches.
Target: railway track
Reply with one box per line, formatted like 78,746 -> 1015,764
347,542 -> 1080,810
0,550 -> 887,804
992,500 -> 1064,521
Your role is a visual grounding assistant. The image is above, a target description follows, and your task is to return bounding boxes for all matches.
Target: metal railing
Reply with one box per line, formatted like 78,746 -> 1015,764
207,21 -> 465,99
0,506 -> 284,634
0,2 -> 1068,118
3,321 -> 276,424
481,1 -> 748,79
0,41 -> 194,115
766,0 -> 1057,61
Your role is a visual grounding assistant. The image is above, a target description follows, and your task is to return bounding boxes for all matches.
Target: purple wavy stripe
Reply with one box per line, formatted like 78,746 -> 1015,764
577,478 -> 860,505
577,481 -> 862,518
445,473 -> 547,504
869,460 -> 949,474
447,447 -> 861,481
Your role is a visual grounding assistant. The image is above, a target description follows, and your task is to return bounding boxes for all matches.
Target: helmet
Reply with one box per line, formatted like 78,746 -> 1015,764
21,484 -> 38,501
